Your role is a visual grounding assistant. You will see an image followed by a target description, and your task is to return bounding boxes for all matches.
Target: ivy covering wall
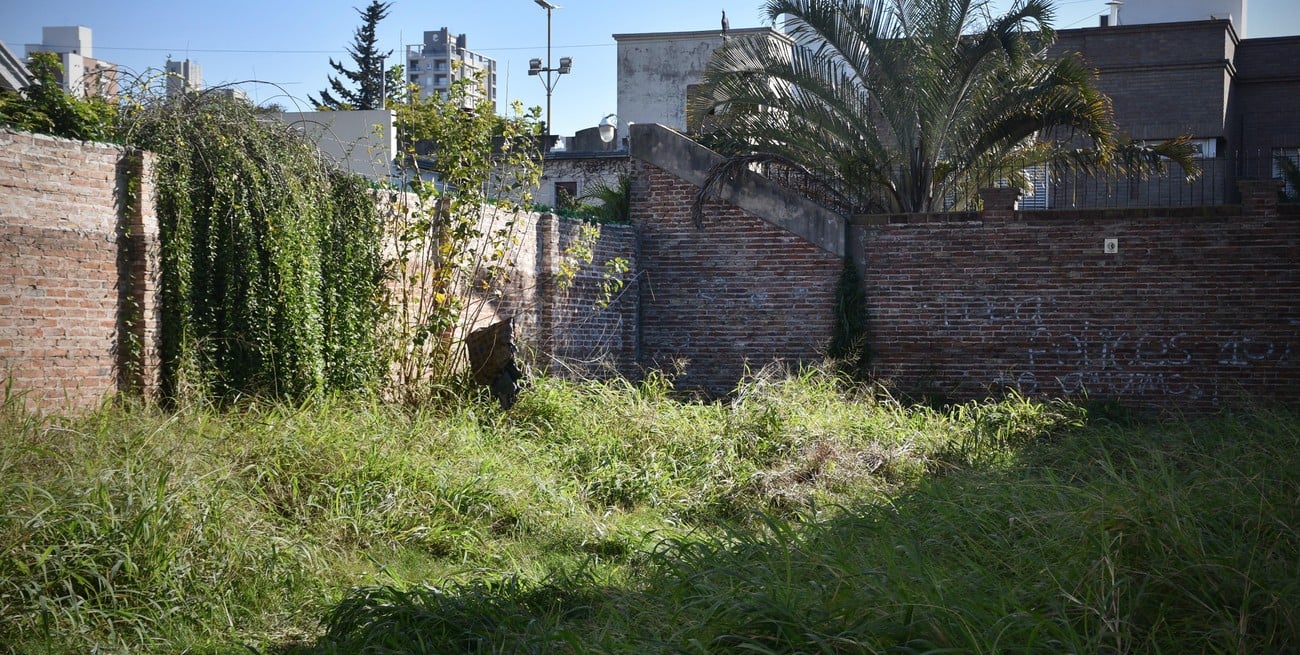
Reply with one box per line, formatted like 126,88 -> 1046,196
122,95 -> 385,401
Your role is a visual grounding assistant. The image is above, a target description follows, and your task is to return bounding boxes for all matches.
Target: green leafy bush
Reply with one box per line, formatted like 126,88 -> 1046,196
119,94 -> 385,401
0,52 -> 116,141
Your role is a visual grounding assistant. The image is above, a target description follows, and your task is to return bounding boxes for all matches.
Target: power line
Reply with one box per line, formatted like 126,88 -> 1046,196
3,42 -> 616,56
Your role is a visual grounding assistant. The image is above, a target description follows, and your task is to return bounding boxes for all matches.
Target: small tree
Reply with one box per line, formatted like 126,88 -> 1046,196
384,72 -> 545,399
577,175 -> 632,224
313,1 -> 393,110
385,63 -> 409,107
0,52 -> 115,141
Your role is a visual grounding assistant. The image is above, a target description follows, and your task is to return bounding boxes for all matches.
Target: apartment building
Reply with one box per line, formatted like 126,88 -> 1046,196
406,28 -> 497,109
1039,0 -> 1300,207
25,26 -> 119,100
165,58 -> 202,96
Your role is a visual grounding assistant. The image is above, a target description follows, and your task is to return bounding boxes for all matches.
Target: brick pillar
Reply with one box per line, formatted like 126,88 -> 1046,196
1238,179 -> 1283,218
535,212 -> 560,364
115,149 -> 160,400
980,187 -> 1021,221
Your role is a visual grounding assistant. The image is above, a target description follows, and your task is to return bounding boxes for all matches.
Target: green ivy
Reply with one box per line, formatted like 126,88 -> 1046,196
827,258 -> 870,380
322,174 -> 385,390
120,94 -> 384,402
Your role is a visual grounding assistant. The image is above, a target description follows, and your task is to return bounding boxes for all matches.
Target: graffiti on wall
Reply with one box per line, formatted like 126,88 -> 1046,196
928,295 -> 1296,402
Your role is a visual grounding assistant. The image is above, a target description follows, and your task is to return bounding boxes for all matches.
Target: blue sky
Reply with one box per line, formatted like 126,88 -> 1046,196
2,0 -> 1297,136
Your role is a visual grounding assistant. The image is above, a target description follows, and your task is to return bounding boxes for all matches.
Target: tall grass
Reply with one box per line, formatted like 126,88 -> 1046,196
2,372 -> 1296,653
617,410 -> 1298,653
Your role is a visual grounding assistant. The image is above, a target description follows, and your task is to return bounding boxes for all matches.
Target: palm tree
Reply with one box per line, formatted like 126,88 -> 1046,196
578,175 -> 632,224
689,0 -> 1197,215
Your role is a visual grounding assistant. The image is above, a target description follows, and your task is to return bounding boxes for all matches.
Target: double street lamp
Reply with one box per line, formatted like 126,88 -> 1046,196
528,0 -> 572,140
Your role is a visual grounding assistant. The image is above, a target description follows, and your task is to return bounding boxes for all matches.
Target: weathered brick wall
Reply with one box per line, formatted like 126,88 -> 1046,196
1051,21 -> 1236,142
536,215 -> 638,377
632,160 -> 842,394
858,184 -> 1300,411
0,129 -> 159,412
9,123 -> 1295,415
373,194 -> 637,380
1235,35 -> 1300,165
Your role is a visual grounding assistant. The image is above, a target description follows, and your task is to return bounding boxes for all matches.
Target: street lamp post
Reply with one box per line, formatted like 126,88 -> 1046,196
529,0 -> 572,142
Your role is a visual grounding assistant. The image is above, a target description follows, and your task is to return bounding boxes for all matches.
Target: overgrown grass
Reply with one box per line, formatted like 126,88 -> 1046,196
2,372 -> 1296,654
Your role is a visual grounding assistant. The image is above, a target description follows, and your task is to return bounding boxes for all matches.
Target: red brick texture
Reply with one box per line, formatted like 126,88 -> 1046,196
0,129 -> 159,413
536,214 -> 639,377
7,125 -> 1296,414
859,184 -> 1300,411
631,160 -> 842,394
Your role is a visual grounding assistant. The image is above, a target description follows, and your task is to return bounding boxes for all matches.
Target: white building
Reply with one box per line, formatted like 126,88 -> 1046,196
1103,0 -> 1246,35
406,28 -> 497,109
271,109 -> 397,181
25,26 -> 118,99
613,27 -> 792,144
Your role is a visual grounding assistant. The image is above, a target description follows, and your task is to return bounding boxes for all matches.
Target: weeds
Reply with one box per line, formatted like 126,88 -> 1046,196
2,372 -> 1296,654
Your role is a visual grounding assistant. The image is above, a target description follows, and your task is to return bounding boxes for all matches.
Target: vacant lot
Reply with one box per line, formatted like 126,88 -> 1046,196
2,372 -> 1296,653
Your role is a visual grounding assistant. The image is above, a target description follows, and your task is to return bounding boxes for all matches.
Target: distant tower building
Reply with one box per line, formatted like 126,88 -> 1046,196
26,26 -> 119,99
165,58 -> 202,96
406,28 -> 497,109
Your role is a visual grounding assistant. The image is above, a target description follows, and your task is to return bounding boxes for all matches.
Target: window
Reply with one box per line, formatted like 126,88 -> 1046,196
410,74 -> 419,83
1187,138 -> 1218,159
434,74 -> 447,87
1020,163 -> 1051,210
555,182 -> 578,209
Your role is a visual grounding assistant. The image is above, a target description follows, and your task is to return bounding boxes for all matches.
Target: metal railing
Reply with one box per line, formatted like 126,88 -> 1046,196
758,151 -> 1298,215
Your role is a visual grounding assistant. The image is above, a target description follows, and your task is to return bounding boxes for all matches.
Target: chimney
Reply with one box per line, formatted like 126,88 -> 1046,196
1105,0 -> 1122,26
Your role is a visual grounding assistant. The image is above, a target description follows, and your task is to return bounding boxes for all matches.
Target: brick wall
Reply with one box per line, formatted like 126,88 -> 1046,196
858,183 -> 1300,411
536,215 -> 639,377
632,159 -> 842,394
8,124 -> 1295,414
0,129 -> 159,412
1235,36 -> 1300,162
374,193 -> 637,382
1051,21 -> 1236,142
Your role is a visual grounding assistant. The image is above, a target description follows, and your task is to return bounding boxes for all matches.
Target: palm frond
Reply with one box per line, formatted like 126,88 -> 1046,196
695,0 -> 1199,216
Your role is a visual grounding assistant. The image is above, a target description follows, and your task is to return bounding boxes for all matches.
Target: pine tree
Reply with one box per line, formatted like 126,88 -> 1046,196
313,1 -> 393,110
